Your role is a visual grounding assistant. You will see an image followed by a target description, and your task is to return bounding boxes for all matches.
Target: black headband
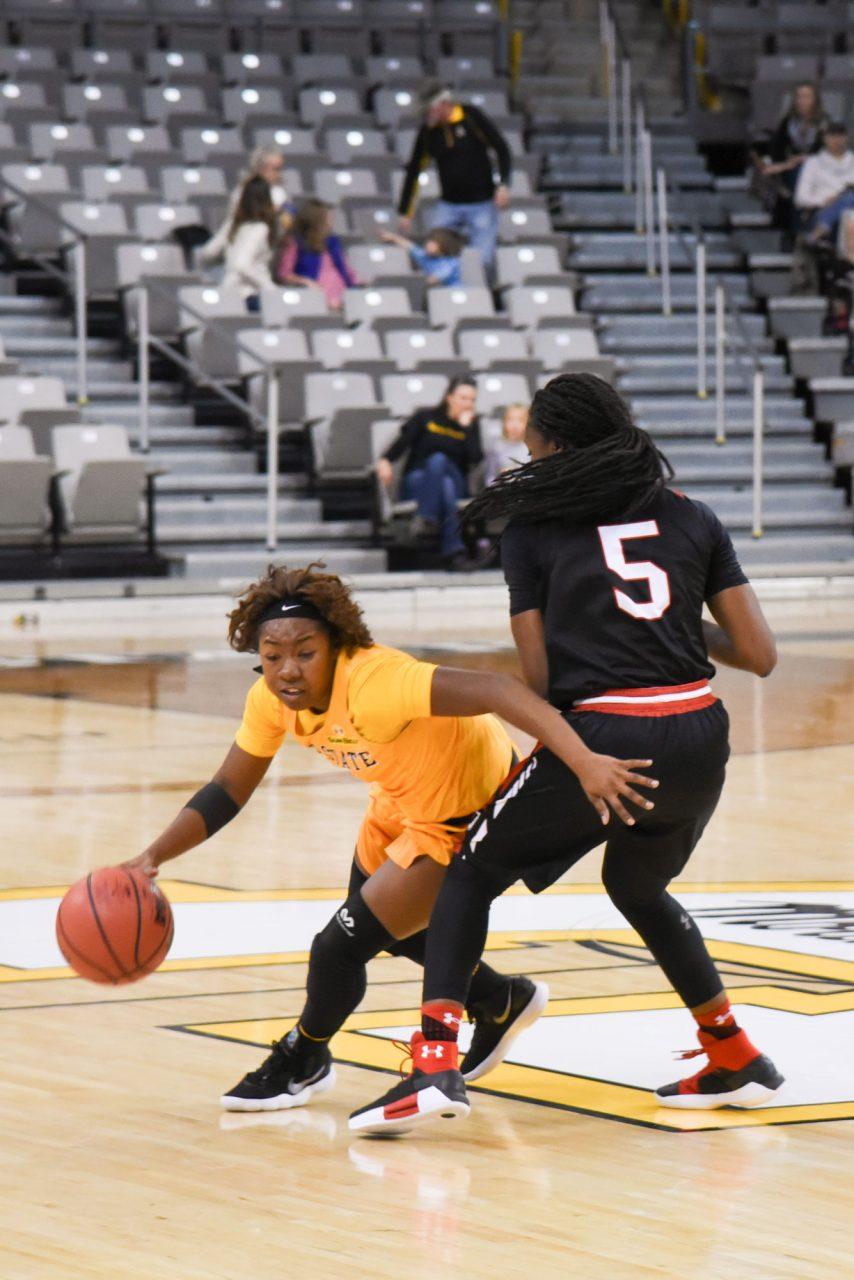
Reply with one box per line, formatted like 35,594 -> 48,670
255,596 -> 327,631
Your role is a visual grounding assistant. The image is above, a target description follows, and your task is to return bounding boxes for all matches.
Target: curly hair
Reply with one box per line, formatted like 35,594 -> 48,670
227,562 -> 374,654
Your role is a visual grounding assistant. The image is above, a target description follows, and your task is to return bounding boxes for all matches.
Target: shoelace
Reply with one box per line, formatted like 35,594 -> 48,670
391,1038 -> 416,1077
673,1045 -> 706,1061
246,1038 -> 293,1082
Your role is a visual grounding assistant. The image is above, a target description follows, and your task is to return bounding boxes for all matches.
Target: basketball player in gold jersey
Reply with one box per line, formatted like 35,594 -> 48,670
125,563 -> 655,1110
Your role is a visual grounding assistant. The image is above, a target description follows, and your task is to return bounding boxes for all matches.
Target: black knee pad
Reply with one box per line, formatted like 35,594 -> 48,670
311,890 -> 393,969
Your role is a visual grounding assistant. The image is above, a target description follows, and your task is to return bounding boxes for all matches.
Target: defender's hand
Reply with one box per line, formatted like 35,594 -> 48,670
574,754 -> 658,826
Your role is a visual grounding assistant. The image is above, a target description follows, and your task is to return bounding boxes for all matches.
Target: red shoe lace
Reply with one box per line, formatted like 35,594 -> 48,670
391,1032 -> 422,1077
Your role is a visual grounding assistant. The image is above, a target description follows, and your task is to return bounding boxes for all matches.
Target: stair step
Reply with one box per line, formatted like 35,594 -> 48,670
155,472 -> 306,495
673,462 -> 832,484
160,518 -> 371,543
130,425 -> 247,448
179,545 -> 387,580
149,448 -> 257,475
157,496 -> 322,524
620,372 -> 794,394
733,533 -> 854,564
1,336 -> 121,356
83,403 -> 195,426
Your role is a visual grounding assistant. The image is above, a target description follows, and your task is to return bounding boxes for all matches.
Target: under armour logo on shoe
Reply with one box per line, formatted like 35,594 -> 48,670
713,1012 -> 732,1025
443,1011 -> 461,1030
420,1044 -> 446,1060
336,907 -> 355,936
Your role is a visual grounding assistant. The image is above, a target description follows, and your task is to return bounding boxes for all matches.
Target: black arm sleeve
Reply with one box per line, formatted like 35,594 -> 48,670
185,782 -> 240,837
501,522 -> 544,616
383,410 -> 425,463
703,508 -> 749,600
466,104 -> 512,185
398,127 -> 429,216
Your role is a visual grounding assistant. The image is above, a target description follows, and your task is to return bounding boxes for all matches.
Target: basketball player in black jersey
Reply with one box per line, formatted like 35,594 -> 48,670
350,373 -> 785,1135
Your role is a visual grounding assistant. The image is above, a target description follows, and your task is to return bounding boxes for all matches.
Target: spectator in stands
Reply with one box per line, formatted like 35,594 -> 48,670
197,175 -> 278,308
753,83 -> 829,243
795,123 -> 854,244
276,198 -> 360,311
380,226 -> 465,286
397,80 -> 511,276
376,375 -> 482,569
483,402 -> 530,487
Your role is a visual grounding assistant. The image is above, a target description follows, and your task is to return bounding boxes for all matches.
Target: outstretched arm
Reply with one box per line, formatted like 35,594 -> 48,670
705,584 -> 777,677
430,667 -> 657,826
124,744 -> 273,876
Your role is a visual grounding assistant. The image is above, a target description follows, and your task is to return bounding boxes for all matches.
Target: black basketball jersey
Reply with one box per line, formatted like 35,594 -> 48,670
500,489 -> 748,709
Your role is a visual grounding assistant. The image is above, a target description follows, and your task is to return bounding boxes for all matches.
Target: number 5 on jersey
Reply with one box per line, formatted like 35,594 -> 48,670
597,521 -> 671,620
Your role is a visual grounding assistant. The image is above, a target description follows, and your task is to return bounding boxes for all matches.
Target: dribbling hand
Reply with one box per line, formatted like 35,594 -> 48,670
575,754 -> 658,826
122,851 -> 159,879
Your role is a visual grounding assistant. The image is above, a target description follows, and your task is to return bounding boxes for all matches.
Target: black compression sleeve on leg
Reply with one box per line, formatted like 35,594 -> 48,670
423,856 -> 499,1006
300,891 -> 395,1041
185,782 -> 240,836
602,848 -> 724,1008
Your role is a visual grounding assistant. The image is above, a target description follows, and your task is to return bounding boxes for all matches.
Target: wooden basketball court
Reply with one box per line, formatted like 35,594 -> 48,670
1,592 -> 853,1279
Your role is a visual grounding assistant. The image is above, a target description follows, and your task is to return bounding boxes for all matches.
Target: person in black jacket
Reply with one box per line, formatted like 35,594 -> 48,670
376,375 -> 483,568
397,80 -> 511,274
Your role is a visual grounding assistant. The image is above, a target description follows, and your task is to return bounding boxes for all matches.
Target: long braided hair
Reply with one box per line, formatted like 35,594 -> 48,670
464,372 -> 673,528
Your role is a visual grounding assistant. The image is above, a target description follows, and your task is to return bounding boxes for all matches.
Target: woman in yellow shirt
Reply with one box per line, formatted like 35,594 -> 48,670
126,563 -> 654,1111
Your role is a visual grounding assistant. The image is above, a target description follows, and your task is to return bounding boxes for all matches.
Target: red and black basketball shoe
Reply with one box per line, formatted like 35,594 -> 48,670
348,1032 -> 470,1135
655,1028 -> 784,1109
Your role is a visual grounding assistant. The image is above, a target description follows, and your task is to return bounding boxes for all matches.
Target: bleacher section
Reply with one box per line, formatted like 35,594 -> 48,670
0,0 -> 851,584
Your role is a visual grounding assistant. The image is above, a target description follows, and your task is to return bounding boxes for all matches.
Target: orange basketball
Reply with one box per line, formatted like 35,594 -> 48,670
56,867 -> 174,985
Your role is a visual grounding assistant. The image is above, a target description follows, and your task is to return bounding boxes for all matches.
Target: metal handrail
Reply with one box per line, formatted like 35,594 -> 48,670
0,173 -> 89,404
135,276 -> 291,552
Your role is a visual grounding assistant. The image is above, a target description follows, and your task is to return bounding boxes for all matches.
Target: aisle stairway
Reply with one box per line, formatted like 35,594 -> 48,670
0,280 -> 386,581
520,1 -> 852,575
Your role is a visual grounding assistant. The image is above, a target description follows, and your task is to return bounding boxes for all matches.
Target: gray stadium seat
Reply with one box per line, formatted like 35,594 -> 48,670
343,287 -> 414,327
314,168 -> 380,204
135,203 -> 204,241
221,53 -> 285,86
427,286 -> 496,327
180,127 -> 246,166
81,166 -> 151,203
506,285 -> 576,328
143,85 -> 211,129
496,244 -> 564,287
63,83 -> 134,126
260,286 -> 331,326
0,376 -> 68,426
457,329 -> 530,368
237,328 -> 323,425
311,327 -> 385,369
0,426 -> 52,545
59,202 -> 130,295
346,244 -> 412,282
380,372 -> 448,418
373,87 -> 419,128
474,371 -> 532,416
52,425 -> 149,543
298,87 -> 363,127
222,86 -> 291,127
304,371 -> 378,423
383,327 -> 456,370
117,243 -> 200,338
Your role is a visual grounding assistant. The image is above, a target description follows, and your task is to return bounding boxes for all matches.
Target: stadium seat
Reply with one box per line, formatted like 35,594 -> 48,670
117,243 -> 201,338
135,203 -> 204,242
427,286 -> 496,327
311,328 -> 385,369
221,52 -> 286,86
380,372 -> 448,418
343,287 -> 413,327
63,83 -> 135,126
457,329 -> 530,369
383,328 -> 456,371
237,328 -> 323,425
496,244 -> 564,288
298,87 -> 364,127
0,426 -> 53,546
474,371 -> 533,416
260,286 -> 330,326
346,244 -> 412,283
506,285 -> 577,328
50,425 -> 148,541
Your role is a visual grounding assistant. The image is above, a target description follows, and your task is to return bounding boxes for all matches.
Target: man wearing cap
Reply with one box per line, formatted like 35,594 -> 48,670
397,80 -> 511,274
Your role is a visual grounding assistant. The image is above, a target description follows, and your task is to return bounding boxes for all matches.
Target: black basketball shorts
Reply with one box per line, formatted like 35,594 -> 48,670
460,701 -> 731,893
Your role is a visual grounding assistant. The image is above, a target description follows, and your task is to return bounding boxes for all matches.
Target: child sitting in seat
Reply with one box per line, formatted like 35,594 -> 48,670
380,226 -> 465,286
276,198 -> 360,310
483,402 -> 530,487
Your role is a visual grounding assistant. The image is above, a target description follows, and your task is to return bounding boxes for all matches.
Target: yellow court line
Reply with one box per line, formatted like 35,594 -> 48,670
2,878 -> 852,903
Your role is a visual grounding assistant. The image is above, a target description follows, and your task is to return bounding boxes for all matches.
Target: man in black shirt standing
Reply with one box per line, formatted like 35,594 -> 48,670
351,373 -> 785,1135
397,79 -> 512,276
